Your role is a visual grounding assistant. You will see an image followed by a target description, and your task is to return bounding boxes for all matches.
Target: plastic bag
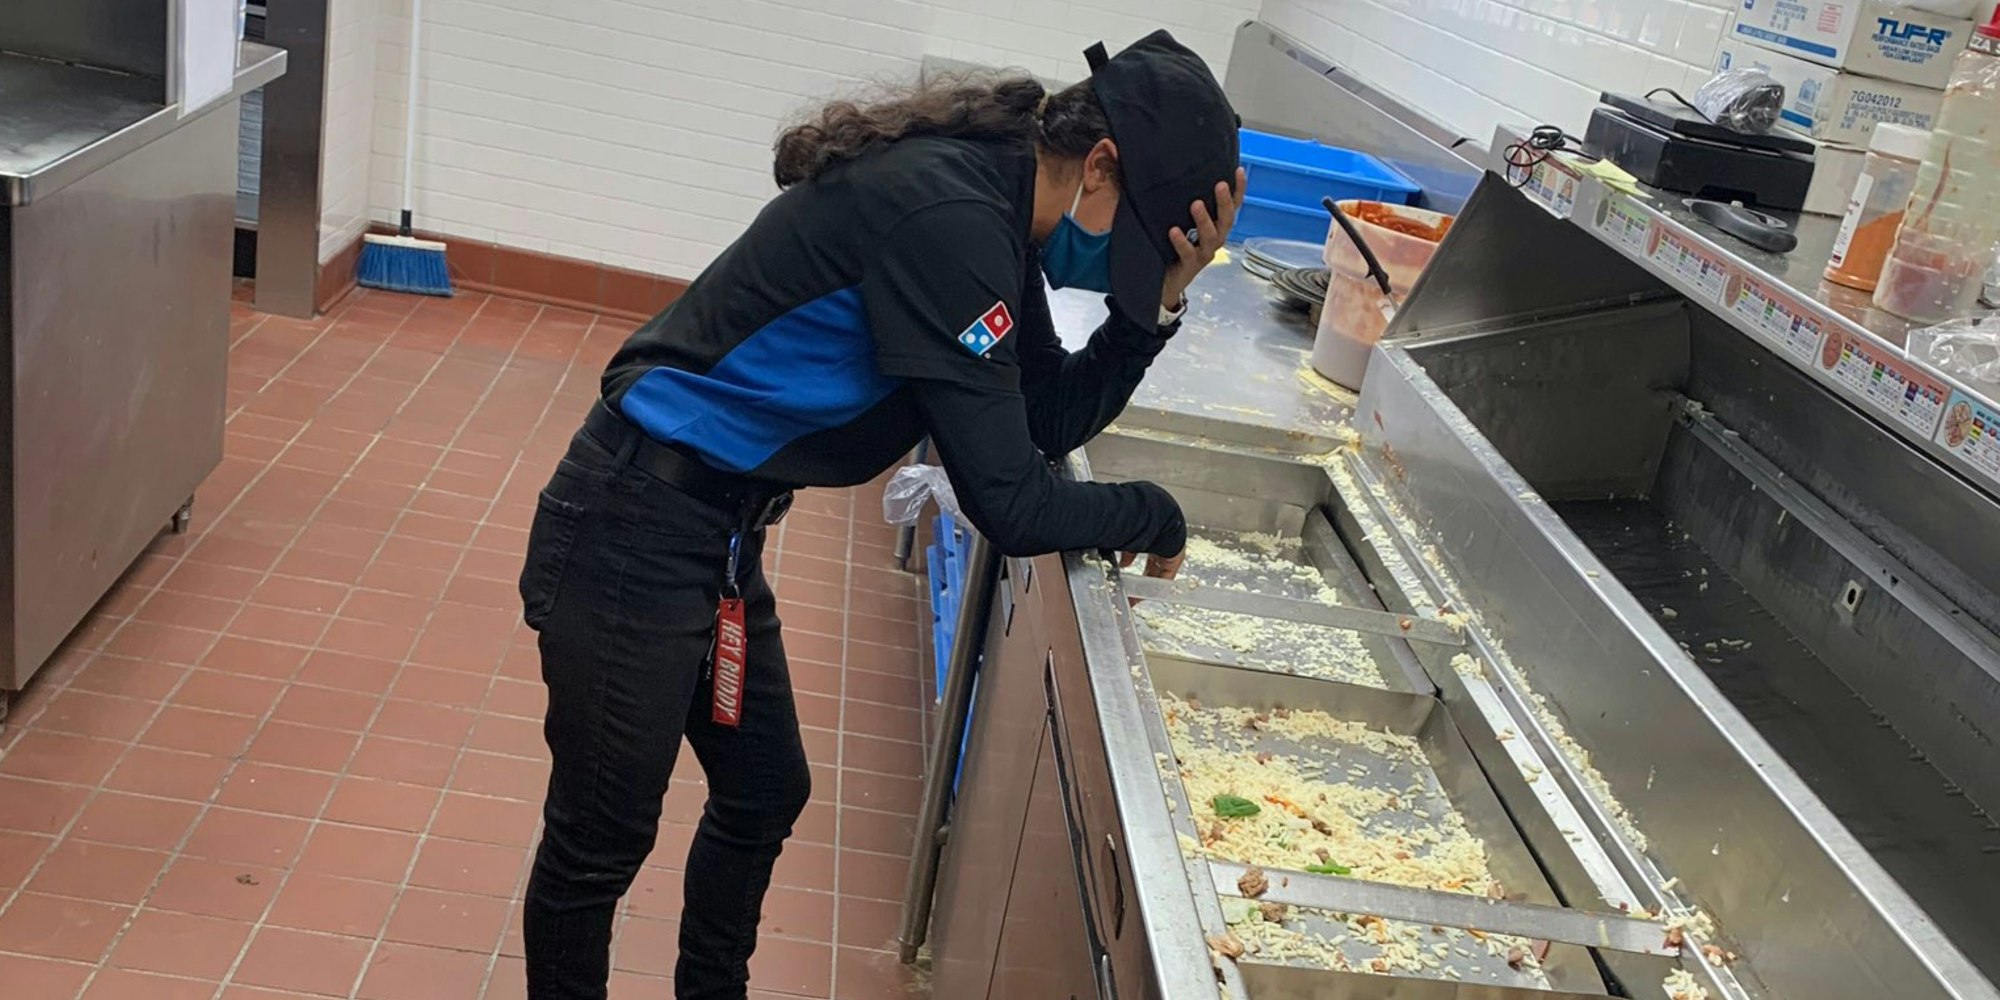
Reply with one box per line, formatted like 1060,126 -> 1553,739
1693,69 -> 1785,134
1909,315 -> 2000,393
882,463 -> 961,526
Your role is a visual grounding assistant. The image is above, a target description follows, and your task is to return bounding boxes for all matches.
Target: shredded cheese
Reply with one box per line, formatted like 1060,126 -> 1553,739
1137,604 -> 1391,688
1134,530 -> 1391,689
1164,694 -> 1543,982
1664,969 -> 1712,1000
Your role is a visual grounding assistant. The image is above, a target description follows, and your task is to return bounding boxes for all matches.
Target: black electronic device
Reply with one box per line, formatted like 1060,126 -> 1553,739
1583,101 -> 1814,212
1599,92 -> 1813,155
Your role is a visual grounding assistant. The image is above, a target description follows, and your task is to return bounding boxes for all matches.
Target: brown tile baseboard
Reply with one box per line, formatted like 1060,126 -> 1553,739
316,236 -> 364,315
356,224 -> 686,322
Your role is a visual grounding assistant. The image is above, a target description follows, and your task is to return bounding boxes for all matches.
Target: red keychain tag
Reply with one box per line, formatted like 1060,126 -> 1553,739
711,531 -> 748,727
711,596 -> 747,726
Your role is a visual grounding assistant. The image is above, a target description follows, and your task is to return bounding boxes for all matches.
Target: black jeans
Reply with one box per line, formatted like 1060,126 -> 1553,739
518,427 -> 810,1000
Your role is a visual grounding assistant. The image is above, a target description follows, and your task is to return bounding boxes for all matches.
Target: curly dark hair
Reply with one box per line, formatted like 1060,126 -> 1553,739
772,71 -> 1112,188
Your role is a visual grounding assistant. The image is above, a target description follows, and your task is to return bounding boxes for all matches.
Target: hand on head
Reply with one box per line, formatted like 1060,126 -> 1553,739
1162,168 -> 1248,310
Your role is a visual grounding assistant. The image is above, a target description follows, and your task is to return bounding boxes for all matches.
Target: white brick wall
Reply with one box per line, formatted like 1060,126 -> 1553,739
363,0 -> 1259,279
1259,0 -> 1733,144
321,0 -> 382,263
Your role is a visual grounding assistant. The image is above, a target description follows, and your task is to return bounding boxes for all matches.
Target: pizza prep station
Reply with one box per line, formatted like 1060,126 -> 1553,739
902,21 -> 2000,1000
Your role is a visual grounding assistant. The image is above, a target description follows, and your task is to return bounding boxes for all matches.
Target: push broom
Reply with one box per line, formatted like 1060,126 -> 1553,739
358,0 -> 451,296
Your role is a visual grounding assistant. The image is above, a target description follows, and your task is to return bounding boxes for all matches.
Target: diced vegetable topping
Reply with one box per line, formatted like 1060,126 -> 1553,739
1212,794 -> 1262,818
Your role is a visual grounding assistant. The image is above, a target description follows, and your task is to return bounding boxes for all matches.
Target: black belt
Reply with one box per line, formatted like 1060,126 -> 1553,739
584,402 -> 794,529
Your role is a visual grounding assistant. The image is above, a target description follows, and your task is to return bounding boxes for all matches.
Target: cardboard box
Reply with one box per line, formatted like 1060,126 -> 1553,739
1805,138 -> 1868,216
1731,0 -> 1974,88
1717,38 -> 1944,144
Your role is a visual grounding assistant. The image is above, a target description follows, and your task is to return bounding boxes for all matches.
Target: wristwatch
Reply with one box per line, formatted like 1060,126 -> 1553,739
1158,295 -> 1188,328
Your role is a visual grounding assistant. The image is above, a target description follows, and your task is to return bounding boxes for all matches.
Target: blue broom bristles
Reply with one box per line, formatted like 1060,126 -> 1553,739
357,233 -> 453,297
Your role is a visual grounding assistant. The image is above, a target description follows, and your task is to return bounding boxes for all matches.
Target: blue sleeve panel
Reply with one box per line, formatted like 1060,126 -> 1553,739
617,286 -> 903,475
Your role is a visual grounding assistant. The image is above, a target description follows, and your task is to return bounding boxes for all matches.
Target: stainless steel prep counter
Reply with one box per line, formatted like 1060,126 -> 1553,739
1043,263 -> 1353,454
922,155 -> 2000,1000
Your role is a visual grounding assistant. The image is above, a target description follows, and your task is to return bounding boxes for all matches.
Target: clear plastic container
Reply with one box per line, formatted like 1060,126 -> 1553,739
1311,201 -> 1454,389
1826,124 -> 1930,292
1874,9 -> 2000,322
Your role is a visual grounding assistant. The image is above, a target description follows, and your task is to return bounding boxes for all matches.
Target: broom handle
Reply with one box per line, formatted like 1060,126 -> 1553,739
399,0 -> 423,237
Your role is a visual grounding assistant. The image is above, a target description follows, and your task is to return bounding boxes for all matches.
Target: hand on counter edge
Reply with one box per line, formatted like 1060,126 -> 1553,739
1118,547 -> 1187,606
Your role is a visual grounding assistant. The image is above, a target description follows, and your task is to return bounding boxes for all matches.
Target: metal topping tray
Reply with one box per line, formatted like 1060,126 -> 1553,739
1129,521 -> 1456,691
1087,431 -> 1448,693
1147,654 -> 1658,996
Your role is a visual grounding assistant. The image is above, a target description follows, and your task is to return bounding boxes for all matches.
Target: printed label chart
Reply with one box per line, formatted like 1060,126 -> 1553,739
1524,158 -> 1580,219
1819,331 -> 1950,437
1725,274 -> 1828,364
1935,391 -> 2000,482
1596,196 -> 1651,254
1646,226 -> 1730,303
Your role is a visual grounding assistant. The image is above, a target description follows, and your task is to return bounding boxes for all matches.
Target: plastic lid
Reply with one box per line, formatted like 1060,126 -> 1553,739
1869,123 -> 1932,161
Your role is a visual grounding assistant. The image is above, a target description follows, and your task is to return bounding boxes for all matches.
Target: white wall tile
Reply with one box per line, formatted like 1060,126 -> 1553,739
350,0 -> 1256,278
1261,0 -> 1726,147
321,0 -> 382,263
1672,2 -> 1729,65
1637,0 -> 1685,53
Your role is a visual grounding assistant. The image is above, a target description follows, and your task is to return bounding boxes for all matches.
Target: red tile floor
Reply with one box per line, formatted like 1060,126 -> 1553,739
0,287 -> 936,999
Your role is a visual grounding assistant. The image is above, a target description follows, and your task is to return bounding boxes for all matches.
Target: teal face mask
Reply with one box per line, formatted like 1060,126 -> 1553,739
1040,180 -> 1113,292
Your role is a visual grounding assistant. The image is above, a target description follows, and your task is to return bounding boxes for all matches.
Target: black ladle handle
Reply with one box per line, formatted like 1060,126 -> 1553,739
1687,199 -> 1798,254
1324,197 -> 1394,296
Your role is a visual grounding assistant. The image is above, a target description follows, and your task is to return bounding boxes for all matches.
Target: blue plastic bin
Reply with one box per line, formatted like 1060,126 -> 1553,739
922,511 -> 979,794
1234,195 -> 1343,244
1239,129 -> 1420,209
1234,129 -> 1418,244
928,512 -> 973,695
926,544 -> 953,684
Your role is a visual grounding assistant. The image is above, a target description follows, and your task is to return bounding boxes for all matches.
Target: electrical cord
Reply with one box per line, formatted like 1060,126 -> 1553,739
1645,87 -> 1714,122
1501,126 -> 1597,189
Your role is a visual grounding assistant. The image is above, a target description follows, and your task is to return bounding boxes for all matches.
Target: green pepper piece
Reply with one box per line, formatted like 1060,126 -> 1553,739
1211,794 -> 1261,818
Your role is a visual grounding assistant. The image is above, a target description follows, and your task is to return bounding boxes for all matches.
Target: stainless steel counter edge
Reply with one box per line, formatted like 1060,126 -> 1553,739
4,41 -> 286,206
1486,125 -> 2000,505
1056,451 -> 1231,998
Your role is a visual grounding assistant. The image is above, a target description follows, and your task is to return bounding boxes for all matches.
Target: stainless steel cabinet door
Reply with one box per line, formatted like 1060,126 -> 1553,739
930,559 -> 1052,995
988,715 -> 1101,1000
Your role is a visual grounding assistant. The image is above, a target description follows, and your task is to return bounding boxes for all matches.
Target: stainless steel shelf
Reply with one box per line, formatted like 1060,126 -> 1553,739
1492,125 -> 2000,502
2,41 -> 286,206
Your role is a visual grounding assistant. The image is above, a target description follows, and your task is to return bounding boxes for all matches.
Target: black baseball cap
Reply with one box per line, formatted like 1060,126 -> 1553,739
1085,31 -> 1241,328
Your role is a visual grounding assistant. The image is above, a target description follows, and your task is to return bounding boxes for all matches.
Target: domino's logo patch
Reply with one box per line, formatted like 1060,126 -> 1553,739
957,301 -> 1014,357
